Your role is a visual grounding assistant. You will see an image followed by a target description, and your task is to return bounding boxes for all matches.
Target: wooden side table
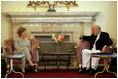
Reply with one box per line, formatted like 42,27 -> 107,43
91,53 -> 117,78
1,54 -> 25,78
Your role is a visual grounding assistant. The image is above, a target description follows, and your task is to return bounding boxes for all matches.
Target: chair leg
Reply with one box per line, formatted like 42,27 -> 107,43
77,62 -> 79,70
78,64 -> 82,71
35,63 -> 38,72
6,64 -> 10,73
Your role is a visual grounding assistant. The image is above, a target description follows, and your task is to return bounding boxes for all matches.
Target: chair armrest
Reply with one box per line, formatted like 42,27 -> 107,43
4,46 -> 13,54
4,47 -> 7,51
105,46 -> 116,53
74,46 -> 78,49
37,45 -> 40,49
32,45 -> 40,49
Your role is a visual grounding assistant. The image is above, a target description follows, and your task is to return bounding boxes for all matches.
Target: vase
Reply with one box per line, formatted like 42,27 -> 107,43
56,43 -> 60,53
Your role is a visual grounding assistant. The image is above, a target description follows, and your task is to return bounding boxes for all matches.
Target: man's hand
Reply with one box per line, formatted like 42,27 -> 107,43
101,47 -> 106,52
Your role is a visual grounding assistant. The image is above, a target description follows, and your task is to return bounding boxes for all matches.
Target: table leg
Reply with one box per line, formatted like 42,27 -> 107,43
75,55 -> 79,70
106,63 -> 117,76
42,55 -> 46,70
67,55 -> 71,69
94,64 -> 106,78
57,55 -> 59,69
5,59 -> 24,78
94,59 -> 117,78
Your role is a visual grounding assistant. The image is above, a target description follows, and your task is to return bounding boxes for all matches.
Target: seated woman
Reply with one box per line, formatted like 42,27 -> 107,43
13,27 -> 36,73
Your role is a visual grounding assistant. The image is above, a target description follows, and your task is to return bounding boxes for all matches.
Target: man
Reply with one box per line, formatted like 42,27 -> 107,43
79,25 -> 113,75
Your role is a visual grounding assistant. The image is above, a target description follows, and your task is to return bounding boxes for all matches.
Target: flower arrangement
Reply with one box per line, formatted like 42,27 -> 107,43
52,32 -> 64,52
51,32 -> 64,43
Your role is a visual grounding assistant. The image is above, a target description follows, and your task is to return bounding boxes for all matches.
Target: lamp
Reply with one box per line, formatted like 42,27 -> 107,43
27,1 -> 78,12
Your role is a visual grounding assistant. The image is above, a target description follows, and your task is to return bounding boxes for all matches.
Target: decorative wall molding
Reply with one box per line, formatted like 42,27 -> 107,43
3,12 -> 100,23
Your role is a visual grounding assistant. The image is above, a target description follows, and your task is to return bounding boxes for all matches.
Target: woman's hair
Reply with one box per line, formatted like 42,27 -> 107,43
17,27 -> 26,36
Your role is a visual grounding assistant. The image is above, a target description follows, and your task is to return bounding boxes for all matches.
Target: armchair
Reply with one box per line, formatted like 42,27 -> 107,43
77,38 -> 115,69
4,38 -> 40,72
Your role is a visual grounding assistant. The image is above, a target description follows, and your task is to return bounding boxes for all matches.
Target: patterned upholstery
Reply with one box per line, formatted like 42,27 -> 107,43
77,40 -> 90,65
4,39 -> 14,55
30,39 -> 39,62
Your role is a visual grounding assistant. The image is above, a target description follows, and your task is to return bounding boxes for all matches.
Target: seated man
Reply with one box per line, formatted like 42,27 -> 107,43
79,25 -> 113,75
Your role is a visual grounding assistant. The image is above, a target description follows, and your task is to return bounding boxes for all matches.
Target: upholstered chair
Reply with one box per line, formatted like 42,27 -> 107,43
4,38 -> 40,72
77,38 -> 115,69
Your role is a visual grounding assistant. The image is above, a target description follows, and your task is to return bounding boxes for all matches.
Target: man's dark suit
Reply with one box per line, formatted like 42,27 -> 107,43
82,32 -> 113,50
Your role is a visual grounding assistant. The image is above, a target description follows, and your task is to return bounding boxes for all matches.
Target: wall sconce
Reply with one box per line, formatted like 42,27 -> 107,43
27,1 -> 78,12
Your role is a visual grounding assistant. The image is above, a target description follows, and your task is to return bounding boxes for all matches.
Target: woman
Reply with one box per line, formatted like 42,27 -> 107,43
14,27 -> 35,73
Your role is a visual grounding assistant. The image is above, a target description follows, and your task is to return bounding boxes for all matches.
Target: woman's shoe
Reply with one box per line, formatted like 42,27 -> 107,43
30,64 -> 36,68
21,71 -> 25,74
21,69 -> 25,74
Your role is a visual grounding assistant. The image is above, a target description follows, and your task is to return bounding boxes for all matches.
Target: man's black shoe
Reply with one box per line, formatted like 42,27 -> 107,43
88,69 -> 96,75
78,67 -> 87,74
